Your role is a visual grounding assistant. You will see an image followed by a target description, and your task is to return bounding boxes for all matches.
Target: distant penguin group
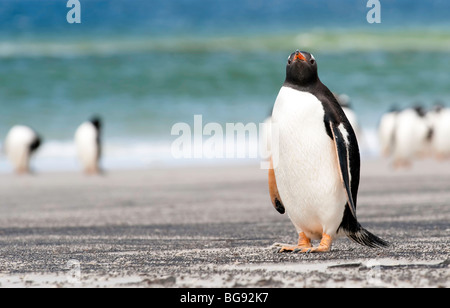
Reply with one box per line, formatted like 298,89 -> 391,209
378,104 -> 449,168
2,117 -> 102,175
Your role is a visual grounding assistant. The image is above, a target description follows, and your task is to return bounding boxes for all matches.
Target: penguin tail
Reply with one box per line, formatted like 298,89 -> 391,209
339,206 -> 389,248
345,224 -> 389,248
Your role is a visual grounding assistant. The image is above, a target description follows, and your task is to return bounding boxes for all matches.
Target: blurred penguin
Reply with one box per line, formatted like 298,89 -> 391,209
334,93 -> 361,140
392,106 -> 431,168
261,117 -> 272,152
429,104 -> 450,160
260,105 -> 276,165
4,125 -> 42,174
75,116 -> 102,175
426,103 -> 444,125
378,107 -> 399,158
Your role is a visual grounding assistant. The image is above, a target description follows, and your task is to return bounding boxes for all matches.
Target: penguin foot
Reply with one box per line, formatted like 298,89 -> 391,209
393,159 -> 412,169
276,245 -> 309,253
301,233 -> 333,253
15,166 -> 31,175
84,167 -> 101,176
436,153 -> 450,161
274,232 -> 312,253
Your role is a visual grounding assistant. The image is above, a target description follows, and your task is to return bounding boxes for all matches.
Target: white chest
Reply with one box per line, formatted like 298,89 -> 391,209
271,87 -> 347,237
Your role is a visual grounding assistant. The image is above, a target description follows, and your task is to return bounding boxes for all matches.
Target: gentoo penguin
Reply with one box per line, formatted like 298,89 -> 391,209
378,107 -> 399,158
74,116 -> 102,174
429,104 -> 450,160
4,125 -> 42,174
270,50 -> 388,253
392,106 -> 431,168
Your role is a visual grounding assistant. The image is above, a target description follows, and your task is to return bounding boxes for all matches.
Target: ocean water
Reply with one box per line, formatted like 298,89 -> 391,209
0,0 -> 449,172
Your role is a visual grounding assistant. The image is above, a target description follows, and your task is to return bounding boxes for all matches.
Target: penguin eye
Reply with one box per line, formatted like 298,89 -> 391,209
310,59 -> 316,65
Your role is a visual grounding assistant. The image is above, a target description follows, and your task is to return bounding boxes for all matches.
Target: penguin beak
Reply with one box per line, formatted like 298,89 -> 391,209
294,50 -> 306,62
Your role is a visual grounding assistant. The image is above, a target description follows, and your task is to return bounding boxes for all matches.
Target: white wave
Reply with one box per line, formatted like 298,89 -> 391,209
1,28 -> 449,58
0,137 -> 262,173
0,127 -> 382,173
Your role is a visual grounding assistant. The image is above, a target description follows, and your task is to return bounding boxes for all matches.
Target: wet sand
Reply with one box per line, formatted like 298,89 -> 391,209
0,159 -> 448,288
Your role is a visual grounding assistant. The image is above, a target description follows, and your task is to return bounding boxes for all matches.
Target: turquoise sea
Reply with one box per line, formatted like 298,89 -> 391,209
0,0 -> 449,171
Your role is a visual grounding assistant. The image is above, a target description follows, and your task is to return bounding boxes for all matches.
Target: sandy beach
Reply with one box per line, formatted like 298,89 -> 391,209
0,159 -> 448,288
1,0 -> 449,292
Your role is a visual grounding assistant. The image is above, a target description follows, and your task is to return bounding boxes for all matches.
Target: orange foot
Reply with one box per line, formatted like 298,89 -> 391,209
273,232 -> 312,253
302,233 -> 332,253
275,233 -> 332,253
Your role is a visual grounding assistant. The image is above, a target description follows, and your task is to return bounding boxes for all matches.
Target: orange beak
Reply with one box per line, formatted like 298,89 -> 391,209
294,50 -> 306,62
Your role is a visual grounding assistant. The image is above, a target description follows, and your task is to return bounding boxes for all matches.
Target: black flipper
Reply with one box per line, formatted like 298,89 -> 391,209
329,121 -> 389,248
330,122 -> 357,219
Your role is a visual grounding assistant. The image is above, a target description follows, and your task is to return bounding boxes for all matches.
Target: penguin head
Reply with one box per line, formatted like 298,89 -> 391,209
285,50 -> 318,86
29,134 -> 42,153
90,116 -> 102,131
412,105 -> 426,118
432,102 -> 445,113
